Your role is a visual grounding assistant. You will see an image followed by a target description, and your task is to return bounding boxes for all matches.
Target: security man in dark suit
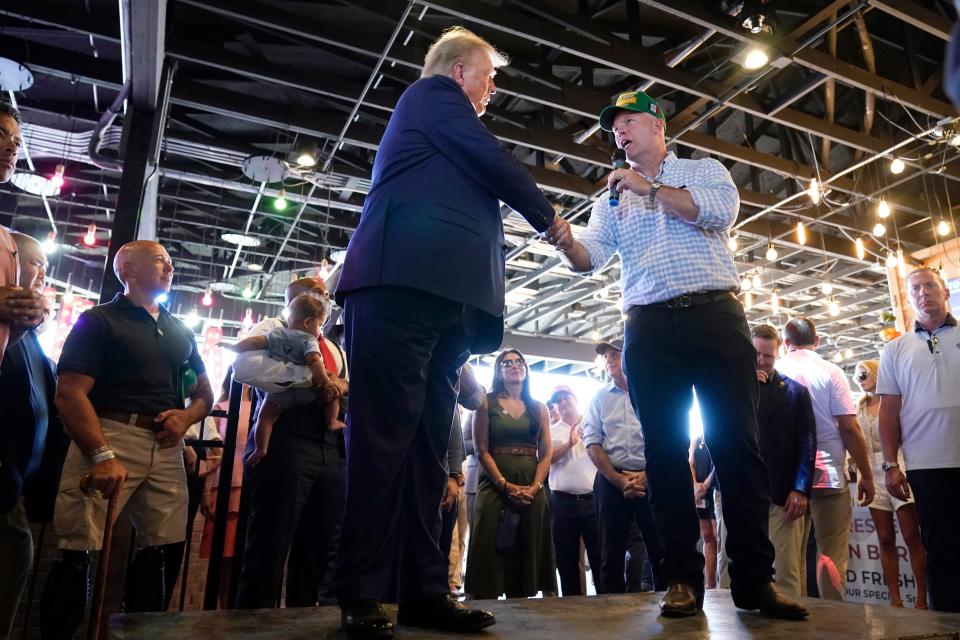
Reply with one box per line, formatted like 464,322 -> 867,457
334,26 -> 558,637
752,324 -> 816,599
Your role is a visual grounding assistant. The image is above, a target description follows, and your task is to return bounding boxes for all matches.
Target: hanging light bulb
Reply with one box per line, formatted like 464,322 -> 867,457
50,163 -> 65,189
318,258 -> 331,280
154,292 -> 169,305
828,298 -> 840,317
201,287 -> 214,307
184,307 -> 200,329
937,219 -> 951,236
897,248 -> 907,278
886,252 -> 898,268
821,281 -> 833,295
742,47 -> 769,70
242,281 -> 254,299
770,290 -> 779,313
796,221 -> 807,245
832,352 -> 843,363
740,276 -> 753,291
744,290 -> 753,311
872,222 -> 886,237
877,198 -> 891,219
889,158 -> 905,174
765,244 -> 778,261
242,308 -> 254,329
752,272 -> 762,290
274,189 -> 288,211
855,238 -> 866,261
41,231 -> 59,255
281,306 -> 291,320
295,139 -> 318,167
591,329 -> 601,341
727,234 -> 737,252
62,285 -> 74,304
807,178 -> 821,205
951,133 -> 960,147
82,223 -> 96,247
844,348 -> 853,360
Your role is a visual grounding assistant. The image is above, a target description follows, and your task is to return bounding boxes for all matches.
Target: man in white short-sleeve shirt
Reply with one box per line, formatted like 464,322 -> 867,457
878,267 -> 960,612
547,389 -> 601,597
776,317 -> 874,601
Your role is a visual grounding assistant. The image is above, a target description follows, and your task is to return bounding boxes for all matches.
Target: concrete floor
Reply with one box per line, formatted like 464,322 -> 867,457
108,591 -> 960,639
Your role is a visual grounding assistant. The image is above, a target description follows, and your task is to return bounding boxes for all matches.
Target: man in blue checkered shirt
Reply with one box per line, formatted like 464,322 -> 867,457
546,91 -> 806,621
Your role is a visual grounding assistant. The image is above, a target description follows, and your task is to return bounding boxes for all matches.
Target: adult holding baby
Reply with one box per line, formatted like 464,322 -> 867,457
234,277 -> 348,609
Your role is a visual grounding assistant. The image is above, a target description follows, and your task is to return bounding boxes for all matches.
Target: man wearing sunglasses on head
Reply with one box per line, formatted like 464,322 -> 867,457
877,267 -> 960,612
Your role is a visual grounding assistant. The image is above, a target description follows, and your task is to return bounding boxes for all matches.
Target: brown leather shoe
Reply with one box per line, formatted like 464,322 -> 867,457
731,582 -> 809,620
659,583 -> 704,617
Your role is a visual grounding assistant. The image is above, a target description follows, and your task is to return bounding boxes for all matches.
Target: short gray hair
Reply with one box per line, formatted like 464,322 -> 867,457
421,26 -> 509,79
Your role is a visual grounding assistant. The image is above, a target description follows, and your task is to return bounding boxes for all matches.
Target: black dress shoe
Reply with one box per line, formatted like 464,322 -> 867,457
341,600 -> 395,637
398,594 -> 496,632
659,583 -> 704,618
731,582 -> 809,620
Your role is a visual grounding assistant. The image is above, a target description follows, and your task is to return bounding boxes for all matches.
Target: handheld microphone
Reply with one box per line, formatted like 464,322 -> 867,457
609,149 -> 627,207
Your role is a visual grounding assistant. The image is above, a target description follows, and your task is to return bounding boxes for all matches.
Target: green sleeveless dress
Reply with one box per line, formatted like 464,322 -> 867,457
464,394 -> 557,597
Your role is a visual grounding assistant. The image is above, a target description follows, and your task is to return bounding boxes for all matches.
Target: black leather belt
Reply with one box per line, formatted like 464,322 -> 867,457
634,290 -> 735,313
99,411 -> 161,431
554,491 -> 595,501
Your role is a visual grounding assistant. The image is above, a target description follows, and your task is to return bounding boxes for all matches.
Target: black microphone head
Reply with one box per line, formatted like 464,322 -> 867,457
611,149 -> 627,169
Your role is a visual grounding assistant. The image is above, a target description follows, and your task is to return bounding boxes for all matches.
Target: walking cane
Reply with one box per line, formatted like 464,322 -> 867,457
81,474 -> 120,640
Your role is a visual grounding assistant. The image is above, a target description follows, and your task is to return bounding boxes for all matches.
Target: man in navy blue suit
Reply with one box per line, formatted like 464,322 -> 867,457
334,27 -> 557,637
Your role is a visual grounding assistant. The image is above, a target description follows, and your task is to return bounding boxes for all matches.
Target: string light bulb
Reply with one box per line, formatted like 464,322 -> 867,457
201,287 -> 214,307
740,276 -> 752,292
897,248 -> 907,278
844,348 -> 853,359
877,198 -> 891,219
82,223 -> 96,247
828,298 -> 840,317
832,352 -> 843,363
807,178 -> 821,205
50,163 -> 65,189
742,47 -> 769,70
821,281 -> 833,295
886,252 -> 898,268
744,290 -> 753,311
796,221 -> 807,245
770,290 -> 779,313
318,258 -> 331,280
41,231 -> 59,255
728,235 -> 737,252
855,238 -> 866,261
184,308 -> 200,329
765,244 -> 778,262
591,329 -> 601,341
274,189 -> 288,211
937,219 -> 951,236
242,281 -> 254,299
889,158 -> 905,174
872,222 -> 886,237
242,308 -> 254,329
752,272 -> 762,290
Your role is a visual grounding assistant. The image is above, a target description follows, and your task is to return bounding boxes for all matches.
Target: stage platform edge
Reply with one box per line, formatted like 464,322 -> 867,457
107,591 -> 960,639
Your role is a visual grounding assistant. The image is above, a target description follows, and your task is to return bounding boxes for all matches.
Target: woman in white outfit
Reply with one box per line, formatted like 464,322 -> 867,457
855,360 -> 927,609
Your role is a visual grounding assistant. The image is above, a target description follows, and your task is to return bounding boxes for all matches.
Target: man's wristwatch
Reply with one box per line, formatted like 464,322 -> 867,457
648,180 -> 662,206
881,461 -> 900,472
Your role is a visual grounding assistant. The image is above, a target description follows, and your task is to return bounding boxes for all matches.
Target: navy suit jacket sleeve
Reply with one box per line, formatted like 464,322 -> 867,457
420,79 -> 555,233
792,385 -> 817,495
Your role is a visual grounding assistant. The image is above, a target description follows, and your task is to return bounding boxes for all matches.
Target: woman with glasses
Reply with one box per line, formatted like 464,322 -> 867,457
854,360 -> 927,609
464,349 -> 557,599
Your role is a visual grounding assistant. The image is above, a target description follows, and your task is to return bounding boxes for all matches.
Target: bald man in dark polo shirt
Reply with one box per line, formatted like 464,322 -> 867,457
39,240 -> 212,638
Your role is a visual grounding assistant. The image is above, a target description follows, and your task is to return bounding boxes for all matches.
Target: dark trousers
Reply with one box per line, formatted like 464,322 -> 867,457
439,496 -> 459,560
623,296 -> 774,592
907,467 -> 960,612
335,287 -> 477,605
595,474 -> 666,592
236,431 -> 344,608
549,490 -> 603,596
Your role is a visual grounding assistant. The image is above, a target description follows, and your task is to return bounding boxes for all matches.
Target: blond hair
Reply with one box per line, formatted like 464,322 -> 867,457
421,26 -> 509,79
855,359 -> 880,412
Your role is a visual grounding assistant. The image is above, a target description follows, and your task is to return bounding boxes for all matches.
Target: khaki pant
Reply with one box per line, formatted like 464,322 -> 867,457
768,504 -> 806,599
448,484 -> 468,591
804,488 -> 851,601
54,418 -> 188,550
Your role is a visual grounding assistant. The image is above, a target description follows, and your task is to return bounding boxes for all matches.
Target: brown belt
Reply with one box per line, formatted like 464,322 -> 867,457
491,446 -> 538,458
98,411 -> 161,431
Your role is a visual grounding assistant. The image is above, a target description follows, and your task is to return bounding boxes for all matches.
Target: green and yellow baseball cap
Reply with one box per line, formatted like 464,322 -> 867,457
599,91 -> 667,132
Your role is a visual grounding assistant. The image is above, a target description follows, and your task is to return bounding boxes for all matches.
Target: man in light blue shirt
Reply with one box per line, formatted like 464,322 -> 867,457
584,339 -> 664,594
546,91 -> 804,621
